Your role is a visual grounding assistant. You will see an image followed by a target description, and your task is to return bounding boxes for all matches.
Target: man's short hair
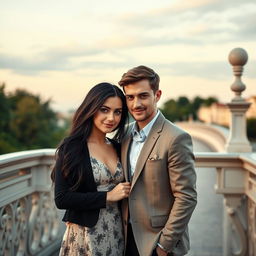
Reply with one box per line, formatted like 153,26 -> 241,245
118,65 -> 160,93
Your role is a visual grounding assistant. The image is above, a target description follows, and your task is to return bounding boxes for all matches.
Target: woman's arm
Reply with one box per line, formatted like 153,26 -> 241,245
54,160 -> 107,211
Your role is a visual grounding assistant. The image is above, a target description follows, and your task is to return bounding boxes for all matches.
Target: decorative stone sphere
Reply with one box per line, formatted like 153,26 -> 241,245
228,48 -> 248,66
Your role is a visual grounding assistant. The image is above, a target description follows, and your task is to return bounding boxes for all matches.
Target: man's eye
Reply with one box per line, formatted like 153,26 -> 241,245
140,94 -> 148,99
126,96 -> 133,100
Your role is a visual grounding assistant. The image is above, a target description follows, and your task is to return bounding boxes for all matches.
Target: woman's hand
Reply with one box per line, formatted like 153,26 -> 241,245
156,246 -> 169,256
107,182 -> 131,202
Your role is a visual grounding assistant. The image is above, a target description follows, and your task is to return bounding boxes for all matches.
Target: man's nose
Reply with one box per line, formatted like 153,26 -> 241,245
133,97 -> 142,108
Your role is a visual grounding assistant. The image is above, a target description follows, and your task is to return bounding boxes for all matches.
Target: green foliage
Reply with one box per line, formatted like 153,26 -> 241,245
247,118 -> 256,139
160,96 -> 218,122
0,84 -> 11,132
161,96 -> 255,140
203,96 -> 218,106
0,83 -> 69,154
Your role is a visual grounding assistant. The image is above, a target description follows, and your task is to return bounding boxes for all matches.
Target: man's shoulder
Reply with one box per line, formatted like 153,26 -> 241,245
162,118 -> 189,137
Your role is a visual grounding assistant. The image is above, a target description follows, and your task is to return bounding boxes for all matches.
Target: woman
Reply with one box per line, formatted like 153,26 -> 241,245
51,82 -> 131,256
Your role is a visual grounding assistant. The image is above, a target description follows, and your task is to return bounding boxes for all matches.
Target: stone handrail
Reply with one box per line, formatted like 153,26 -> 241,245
196,152 -> 256,256
1,149 -> 255,255
0,149 -> 63,256
176,121 -> 229,152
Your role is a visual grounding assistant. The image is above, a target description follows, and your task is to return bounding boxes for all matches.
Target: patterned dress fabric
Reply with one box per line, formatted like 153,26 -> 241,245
59,157 -> 124,256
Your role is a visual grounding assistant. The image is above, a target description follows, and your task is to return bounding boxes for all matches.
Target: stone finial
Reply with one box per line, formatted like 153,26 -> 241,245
228,48 -> 248,102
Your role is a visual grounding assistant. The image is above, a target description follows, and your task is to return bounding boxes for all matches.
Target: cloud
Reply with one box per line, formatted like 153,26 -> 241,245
152,0 -> 255,16
155,61 -> 229,80
1,0 -> 255,76
0,53 -> 70,74
0,44 -> 107,74
114,0 -> 256,47
230,12 -> 256,39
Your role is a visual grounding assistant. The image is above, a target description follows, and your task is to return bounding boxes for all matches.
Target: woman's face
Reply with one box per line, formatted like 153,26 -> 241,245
93,96 -> 123,134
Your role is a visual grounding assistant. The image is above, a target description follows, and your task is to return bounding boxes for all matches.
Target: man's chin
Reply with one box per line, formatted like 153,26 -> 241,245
132,115 -> 146,122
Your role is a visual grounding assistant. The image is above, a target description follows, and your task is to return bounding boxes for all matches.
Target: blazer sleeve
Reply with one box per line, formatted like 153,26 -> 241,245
158,132 -> 197,251
54,156 -> 107,211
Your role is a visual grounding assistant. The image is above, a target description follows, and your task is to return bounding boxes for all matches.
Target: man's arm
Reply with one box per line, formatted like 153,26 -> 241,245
158,132 -> 197,252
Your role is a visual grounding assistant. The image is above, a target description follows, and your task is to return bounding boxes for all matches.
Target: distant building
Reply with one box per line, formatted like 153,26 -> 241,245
246,96 -> 256,119
198,102 -> 230,126
198,96 -> 256,127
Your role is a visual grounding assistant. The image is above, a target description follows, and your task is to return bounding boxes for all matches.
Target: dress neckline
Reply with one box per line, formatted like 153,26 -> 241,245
90,156 -> 120,177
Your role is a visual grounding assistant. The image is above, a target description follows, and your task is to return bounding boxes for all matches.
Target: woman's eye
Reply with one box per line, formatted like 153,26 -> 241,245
115,110 -> 122,115
100,108 -> 108,113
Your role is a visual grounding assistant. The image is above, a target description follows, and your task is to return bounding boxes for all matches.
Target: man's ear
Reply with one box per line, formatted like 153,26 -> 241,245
155,90 -> 162,102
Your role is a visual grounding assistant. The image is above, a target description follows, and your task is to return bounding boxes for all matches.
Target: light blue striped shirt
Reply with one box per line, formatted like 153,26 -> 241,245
129,111 -> 160,177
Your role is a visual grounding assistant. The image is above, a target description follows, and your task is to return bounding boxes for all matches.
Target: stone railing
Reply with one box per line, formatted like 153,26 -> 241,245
196,152 -> 256,256
1,149 -> 255,255
0,149 -> 64,256
176,121 -> 229,152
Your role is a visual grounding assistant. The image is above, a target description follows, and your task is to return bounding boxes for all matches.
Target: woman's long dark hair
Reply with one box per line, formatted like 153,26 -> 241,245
51,82 -> 128,190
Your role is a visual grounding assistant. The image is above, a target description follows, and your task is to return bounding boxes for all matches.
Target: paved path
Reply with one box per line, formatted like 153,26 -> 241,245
187,139 -> 223,256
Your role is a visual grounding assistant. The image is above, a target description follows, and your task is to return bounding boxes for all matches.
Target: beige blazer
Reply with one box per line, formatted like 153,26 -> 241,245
121,112 -> 197,256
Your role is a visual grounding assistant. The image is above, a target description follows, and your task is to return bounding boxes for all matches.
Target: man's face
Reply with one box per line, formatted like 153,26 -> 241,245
124,79 -> 161,129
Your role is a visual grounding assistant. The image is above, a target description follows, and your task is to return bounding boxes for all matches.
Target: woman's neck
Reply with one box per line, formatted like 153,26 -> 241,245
87,128 -> 106,145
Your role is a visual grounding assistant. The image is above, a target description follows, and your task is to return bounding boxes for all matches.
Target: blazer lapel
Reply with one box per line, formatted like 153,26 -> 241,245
131,113 -> 165,190
121,131 -> 132,182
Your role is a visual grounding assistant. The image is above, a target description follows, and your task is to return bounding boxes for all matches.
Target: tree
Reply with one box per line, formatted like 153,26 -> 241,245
161,96 -> 219,122
161,99 -> 180,122
161,96 -> 193,122
0,83 -> 10,132
247,118 -> 256,139
203,96 -> 218,106
0,86 -> 68,154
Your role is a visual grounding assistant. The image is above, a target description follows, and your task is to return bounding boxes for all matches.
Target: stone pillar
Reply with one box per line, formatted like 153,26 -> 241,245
223,48 -> 252,256
225,47 -> 252,153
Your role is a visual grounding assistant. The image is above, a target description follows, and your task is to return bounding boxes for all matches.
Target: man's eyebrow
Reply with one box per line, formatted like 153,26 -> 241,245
125,92 -> 149,96
139,92 -> 150,95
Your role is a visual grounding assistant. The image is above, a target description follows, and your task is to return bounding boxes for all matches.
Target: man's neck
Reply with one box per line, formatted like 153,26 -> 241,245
136,110 -> 158,130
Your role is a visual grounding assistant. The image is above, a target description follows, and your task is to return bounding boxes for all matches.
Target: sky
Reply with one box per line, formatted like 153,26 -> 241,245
1,0 -> 256,112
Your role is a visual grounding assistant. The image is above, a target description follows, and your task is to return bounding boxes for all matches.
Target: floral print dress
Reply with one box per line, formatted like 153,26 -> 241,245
59,157 -> 125,256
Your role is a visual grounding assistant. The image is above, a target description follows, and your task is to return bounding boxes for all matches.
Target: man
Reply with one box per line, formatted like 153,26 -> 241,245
118,66 -> 197,256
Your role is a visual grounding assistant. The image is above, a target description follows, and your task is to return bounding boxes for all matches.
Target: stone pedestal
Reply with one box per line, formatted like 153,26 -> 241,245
226,102 -> 252,153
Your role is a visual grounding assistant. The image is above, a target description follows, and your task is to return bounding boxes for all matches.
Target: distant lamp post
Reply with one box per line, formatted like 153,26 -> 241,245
225,47 -> 252,152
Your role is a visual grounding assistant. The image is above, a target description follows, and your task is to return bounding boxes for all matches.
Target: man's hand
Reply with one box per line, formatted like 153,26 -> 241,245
156,245 -> 168,256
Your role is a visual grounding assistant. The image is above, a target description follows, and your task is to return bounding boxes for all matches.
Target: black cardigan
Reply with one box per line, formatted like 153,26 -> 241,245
54,138 -> 121,227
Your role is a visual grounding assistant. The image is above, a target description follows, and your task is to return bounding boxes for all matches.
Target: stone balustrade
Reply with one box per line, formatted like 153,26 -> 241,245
196,152 -> 256,256
0,149 -> 255,255
0,149 -> 64,256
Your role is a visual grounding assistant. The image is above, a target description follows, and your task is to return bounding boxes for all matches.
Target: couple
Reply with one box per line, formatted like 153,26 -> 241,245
51,66 -> 197,256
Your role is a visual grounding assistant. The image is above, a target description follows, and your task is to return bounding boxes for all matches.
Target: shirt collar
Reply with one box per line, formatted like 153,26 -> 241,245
132,111 -> 160,138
